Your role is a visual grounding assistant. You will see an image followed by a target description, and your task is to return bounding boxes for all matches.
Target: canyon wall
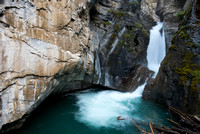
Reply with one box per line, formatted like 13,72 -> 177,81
90,0 -> 156,91
0,0 -> 157,132
156,0 -> 189,48
0,0 -> 94,132
143,0 -> 200,114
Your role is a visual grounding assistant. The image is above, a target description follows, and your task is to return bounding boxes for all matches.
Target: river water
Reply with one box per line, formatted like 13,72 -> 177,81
18,87 -> 171,134
17,22 -> 168,134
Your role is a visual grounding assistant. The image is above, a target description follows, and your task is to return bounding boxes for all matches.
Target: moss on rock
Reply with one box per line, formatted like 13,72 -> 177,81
134,22 -> 149,37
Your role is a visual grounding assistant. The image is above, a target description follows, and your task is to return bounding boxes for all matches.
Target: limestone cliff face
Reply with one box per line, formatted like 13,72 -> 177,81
0,0 -> 93,132
143,0 -> 200,114
0,0 -> 158,132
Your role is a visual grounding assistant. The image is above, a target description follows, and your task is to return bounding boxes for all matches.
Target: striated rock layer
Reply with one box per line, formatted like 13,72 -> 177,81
143,0 -> 200,114
0,0 -> 157,132
0,0 -> 94,132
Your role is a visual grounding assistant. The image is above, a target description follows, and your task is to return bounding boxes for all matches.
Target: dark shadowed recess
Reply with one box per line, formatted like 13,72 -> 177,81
174,0 -> 187,8
1,84 -> 114,134
0,0 -> 4,4
196,0 -> 200,19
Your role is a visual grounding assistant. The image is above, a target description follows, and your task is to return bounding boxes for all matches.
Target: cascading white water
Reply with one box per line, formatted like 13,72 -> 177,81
95,50 -> 101,84
75,84 -> 146,128
147,22 -> 166,77
75,22 -> 166,129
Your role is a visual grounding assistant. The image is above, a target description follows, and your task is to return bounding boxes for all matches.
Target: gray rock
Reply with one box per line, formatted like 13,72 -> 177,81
143,0 -> 200,114
90,0 -> 156,91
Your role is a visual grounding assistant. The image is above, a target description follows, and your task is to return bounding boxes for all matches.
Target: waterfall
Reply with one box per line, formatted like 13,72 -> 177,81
75,22 -> 166,129
104,69 -> 111,87
75,84 -> 146,128
147,22 -> 166,77
95,50 -> 101,84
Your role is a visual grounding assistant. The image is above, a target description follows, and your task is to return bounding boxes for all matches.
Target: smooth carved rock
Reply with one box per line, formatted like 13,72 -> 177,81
0,0 -> 93,132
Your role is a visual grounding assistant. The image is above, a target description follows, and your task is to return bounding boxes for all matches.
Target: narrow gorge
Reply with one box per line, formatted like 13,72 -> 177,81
0,0 -> 199,133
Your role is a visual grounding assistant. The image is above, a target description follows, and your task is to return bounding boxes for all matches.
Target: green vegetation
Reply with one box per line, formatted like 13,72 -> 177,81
179,5 -> 192,26
178,31 -> 189,39
135,22 -> 143,29
168,2 -> 200,109
172,20 -> 200,92
142,29 -> 148,37
107,33 -> 117,46
135,22 -> 149,37
109,9 -> 125,17
122,32 -> 132,38
114,24 -> 120,32
191,70 -> 200,79
184,42 -> 199,48
108,9 -> 113,13
114,10 -> 125,17
103,21 -> 111,26
171,33 -> 177,45
118,60 -> 122,64
175,52 -> 200,91
168,44 -> 177,51
179,25 -> 189,31
130,1 -> 139,6
172,26 -> 190,45
108,9 -> 129,17
177,11 -> 185,19
119,30 -> 134,48
106,24 -> 120,46
177,4 -> 192,21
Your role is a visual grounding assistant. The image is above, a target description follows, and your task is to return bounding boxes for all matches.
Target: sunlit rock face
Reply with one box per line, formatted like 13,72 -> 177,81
0,0 -> 94,132
0,0 -> 159,132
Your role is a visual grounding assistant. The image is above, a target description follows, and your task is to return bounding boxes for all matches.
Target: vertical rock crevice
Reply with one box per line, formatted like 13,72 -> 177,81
196,0 -> 200,19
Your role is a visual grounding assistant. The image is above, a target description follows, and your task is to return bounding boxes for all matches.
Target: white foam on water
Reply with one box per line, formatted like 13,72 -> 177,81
75,84 -> 146,128
75,22 -> 166,129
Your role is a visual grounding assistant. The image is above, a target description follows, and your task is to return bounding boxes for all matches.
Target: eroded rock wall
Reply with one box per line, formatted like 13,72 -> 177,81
0,0 -> 93,132
156,0 -> 188,48
0,0 -> 159,132
143,0 -> 200,114
89,0 -> 155,91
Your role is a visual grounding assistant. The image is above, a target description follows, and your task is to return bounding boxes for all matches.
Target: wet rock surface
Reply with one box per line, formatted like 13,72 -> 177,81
143,0 -> 200,114
156,0 -> 188,48
90,0 -> 156,91
0,0 -> 93,132
0,0 -> 159,132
